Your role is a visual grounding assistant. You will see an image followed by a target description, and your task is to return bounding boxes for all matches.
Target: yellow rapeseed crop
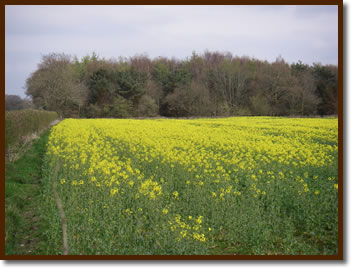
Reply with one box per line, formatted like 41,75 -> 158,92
43,117 -> 338,255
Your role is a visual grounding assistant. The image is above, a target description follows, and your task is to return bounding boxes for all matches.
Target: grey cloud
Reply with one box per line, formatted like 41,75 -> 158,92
5,5 -> 338,97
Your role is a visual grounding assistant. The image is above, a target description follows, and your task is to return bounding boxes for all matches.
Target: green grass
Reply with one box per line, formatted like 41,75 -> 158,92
5,129 -> 51,255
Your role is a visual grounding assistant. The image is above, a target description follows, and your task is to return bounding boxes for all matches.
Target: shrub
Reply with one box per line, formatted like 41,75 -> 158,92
110,96 -> 133,118
5,109 -> 58,156
136,95 -> 159,117
249,95 -> 271,116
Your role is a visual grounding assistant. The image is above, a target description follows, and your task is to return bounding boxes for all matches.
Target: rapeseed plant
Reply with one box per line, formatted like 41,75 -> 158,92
43,117 -> 338,255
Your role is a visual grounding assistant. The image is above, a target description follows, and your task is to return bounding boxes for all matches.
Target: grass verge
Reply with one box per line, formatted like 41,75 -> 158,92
5,129 -> 51,255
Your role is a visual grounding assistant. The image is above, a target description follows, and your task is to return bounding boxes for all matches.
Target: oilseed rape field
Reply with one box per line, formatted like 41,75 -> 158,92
41,117 -> 338,255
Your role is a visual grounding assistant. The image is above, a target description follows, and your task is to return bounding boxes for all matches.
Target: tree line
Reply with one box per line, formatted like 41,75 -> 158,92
5,95 -> 33,111
24,51 -> 338,118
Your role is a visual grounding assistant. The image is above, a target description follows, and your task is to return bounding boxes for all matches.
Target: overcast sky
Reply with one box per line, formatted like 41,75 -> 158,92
5,5 -> 338,98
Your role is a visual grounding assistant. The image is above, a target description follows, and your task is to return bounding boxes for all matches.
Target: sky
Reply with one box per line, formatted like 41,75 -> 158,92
5,5 -> 338,98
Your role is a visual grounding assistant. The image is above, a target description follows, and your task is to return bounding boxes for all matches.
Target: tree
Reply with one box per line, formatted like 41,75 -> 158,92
136,95 -> 159,117
113,68 -> 147,101
5,95 -> 28,111
144,80 -> 162,111
249,95 -> 270,116
26,53 -> 88,117
130,54 -> 153,78
88,68 -> 115,105
25,51 -> 337,118
152,60 -> 191,99
152,60 -> 170,96
110,96 -> 133,118
312,64 -> 338,115
290,61 -> 319,115
252,58 -> 292,116
163,80 -> 214,117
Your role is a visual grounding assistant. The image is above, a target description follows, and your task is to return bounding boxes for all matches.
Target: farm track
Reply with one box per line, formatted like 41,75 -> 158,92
5,127 -> 58,255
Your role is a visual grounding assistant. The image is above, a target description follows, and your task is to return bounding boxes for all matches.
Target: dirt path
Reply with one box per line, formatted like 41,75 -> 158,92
49,119 -> 62,126
5,128 -> 54,255
18,121 -> 62,254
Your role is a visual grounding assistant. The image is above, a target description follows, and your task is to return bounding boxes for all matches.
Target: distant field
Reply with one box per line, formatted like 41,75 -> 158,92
42,117 -> 338,255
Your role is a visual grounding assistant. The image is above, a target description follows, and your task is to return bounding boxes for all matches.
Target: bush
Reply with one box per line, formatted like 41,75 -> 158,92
85,104 -> 101,118
136,95 -> 159,117
110,96 -> 133,118
232,106 -> 252,116
249,95 -> 271,116
5,109 -> 58,155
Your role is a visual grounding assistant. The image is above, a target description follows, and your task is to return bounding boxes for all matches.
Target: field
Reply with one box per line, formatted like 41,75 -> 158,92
41,117 -> 338,255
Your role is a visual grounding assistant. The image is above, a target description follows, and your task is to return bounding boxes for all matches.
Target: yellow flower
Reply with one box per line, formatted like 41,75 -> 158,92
175,214 -> 181,223
173,191 -> 179,199
110,188 -> 118,196
196,216 -> 203,225
60,179 -> 66,184
125,208 -> 133,216
193,233 -> 206,242
150,191 -> 156,200
162,208 -> 168,214
303,183 -> 309,192
139,179 -> 162,200
180,230 -> 187,238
